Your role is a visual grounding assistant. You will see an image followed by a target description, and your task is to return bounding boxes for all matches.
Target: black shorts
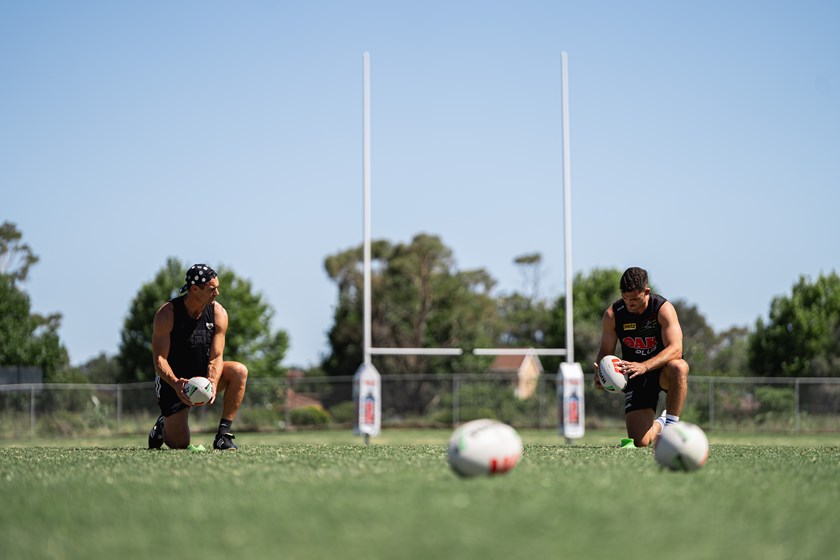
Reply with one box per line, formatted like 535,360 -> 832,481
623,368 -> 664,414
155,375 -> 190,417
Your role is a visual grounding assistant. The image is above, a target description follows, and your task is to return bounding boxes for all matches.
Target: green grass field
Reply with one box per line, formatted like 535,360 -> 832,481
2,429 -> 838,560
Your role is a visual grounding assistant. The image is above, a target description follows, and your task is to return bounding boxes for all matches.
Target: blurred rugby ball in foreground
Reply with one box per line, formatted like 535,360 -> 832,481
183,376 -> 213,405
597,355 -> 626,393
447,419 -> 523,477
655,422 -> 709,472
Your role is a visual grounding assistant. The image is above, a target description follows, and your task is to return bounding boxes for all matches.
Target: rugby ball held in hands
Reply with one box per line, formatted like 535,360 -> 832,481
598,355 -> 627,393
183,376 -> 213,405
654,422 -> 709,472
447,419 -> 523,477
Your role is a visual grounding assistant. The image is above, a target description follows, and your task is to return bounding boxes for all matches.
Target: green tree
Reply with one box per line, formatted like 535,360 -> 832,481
70,352 -> 121,384
710,326 -> 749,376
671,299 -> 717,375
748,272 -> 840,377
513,252 -> 543,301
117,257 -> 289,382
0,221 -> 39,282
322,234 -> 500,378
0,223 -> 68,380
494,253 -> 553,350
0,275 -> 69,379
546,268 -> 623,370
496,293 -> 552,348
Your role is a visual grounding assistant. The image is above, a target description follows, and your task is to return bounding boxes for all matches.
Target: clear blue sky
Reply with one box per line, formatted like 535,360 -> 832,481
2,1 -> 838,368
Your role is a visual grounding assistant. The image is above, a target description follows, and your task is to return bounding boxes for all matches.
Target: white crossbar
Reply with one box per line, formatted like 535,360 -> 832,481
369,347 -> 464,356
472,348 -> 567,356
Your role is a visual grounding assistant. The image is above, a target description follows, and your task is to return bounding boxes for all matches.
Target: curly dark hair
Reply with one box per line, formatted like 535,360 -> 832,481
620,267 -> 648,293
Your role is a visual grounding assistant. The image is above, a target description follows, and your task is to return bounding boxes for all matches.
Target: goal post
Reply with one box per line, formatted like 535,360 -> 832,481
561,50 -> 575,365
356,51 -> 581,442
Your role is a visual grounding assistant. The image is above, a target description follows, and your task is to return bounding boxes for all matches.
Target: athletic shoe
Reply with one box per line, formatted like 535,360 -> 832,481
619,437 -> 637,449
213,432 -> 237,450
148,415 -> 165,449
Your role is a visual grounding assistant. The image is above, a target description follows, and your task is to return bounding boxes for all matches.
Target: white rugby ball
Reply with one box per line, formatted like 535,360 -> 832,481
597,354 -> 627,393
654,422 -> 709,472
447,419 -> 523,477
183,376 -> 213,405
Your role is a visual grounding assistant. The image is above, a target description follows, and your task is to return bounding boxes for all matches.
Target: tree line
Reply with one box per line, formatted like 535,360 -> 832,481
2,222 -> 839,382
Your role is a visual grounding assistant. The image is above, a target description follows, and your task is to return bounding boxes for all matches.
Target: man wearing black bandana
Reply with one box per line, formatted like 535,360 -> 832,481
148,264 -> 248,450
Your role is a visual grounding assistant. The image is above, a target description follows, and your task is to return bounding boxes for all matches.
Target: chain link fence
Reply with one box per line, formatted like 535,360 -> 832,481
2,375 -> 840,440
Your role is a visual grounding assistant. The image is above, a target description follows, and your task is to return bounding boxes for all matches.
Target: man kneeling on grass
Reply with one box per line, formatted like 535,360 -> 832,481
148,264 -> 248,451
593,267 -> 689,448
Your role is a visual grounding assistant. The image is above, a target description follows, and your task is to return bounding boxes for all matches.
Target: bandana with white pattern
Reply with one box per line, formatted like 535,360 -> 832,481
179,264 -> 217,293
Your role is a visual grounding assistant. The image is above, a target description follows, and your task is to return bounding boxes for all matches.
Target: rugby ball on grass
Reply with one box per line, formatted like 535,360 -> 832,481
183,376 -> 213,405
447,419 -> 523,477
597,355 -> 627,393
654,422 -> 709,472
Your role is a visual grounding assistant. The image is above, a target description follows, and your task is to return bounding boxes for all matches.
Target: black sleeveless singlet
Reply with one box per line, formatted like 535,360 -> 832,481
612,293 -> 667,364
167,296 -> 216,377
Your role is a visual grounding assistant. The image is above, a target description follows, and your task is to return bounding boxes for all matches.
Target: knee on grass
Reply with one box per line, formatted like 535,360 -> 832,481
633,437 -> 650,448
631,432 -> 657,448
166,438 -> 190,450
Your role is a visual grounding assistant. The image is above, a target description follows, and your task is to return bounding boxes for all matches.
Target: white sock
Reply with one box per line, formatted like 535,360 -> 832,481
654,410 -> 668,433
665,414 -> 680,425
